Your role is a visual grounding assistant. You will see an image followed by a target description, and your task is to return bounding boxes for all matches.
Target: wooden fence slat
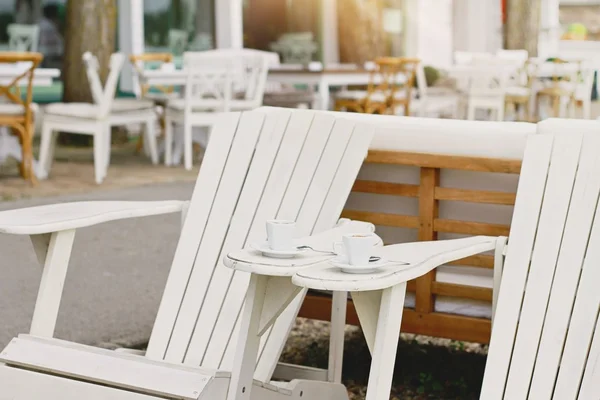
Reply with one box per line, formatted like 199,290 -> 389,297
340,210 -> 419,228
415,167 -> 439,313
366,150 -> 522,174
447,254 -> 495,269
431,282 -> 493,302
434,219 -> 510,236
352,180 -> 419,197
434,187 -> 516,205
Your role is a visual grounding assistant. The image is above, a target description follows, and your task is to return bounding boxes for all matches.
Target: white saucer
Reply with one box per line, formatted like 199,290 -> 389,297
329,257 -> 389,274
251,242 -> 308,259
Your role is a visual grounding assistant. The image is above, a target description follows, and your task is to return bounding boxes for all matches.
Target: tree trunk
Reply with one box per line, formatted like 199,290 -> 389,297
338,0 -> 386,64
61,0 -> 116,145
505,0 -> 541,56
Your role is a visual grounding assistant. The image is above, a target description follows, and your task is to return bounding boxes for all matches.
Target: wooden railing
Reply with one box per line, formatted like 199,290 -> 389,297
298,149 -> 521,344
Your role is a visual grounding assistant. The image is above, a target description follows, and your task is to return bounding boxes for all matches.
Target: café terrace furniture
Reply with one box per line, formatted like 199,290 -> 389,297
0,52 -> 43,183
0,108 -> 374,400
39,52 -> 159,184
535,59 -> 579,120
411,63 -> 460,118
129,53 -> 179,153
164,51 -> 270,170
7,24 -> 39,52
449,62 -> 510,121
289,111 -> 535,344
229,117 -> 600,400
334,57 -> 419,116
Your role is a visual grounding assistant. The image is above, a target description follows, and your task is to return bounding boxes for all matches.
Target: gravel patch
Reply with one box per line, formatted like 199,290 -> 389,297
280,318 -> 488,399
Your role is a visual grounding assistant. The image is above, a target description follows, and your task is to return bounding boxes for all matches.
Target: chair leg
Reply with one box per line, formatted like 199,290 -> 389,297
38,123 -> 56,180
164,115 -> 173,166
104,125 -> 112,176
145,118 -> 159,165
583,99 -> 591,119
496,104 -> 505,121
93,127 -> 106,185
184,122 -> 193,171
467,104 -> 476,120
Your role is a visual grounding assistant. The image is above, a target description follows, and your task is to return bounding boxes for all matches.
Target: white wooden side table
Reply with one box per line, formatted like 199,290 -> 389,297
222,220 -> 376,400
225,233 -> 499,400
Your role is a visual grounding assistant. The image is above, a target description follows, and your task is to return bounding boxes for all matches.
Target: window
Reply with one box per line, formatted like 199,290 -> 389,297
144,0 -> 215,56
0,0 -> 66,68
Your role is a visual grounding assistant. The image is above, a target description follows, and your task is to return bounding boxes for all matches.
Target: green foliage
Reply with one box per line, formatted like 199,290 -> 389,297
413,66 -> 441,87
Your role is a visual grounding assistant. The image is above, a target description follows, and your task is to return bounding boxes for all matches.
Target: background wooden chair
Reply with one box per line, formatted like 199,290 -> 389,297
536,59 -> 579,119
335,57 -> 420,116
0,52 -> 42,183
130,53 -> 178,153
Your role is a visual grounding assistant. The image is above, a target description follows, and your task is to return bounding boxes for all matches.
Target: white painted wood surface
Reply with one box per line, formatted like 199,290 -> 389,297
224,220 -> 375,276
29,230 -> 75,338
0,201 -> 186,235
39,52 -> 158,184
143,108 -> 373,387
478,119 -> 600,398
292,236 -> 497,292
0,108 -> 374,398
0,335 -> 215,400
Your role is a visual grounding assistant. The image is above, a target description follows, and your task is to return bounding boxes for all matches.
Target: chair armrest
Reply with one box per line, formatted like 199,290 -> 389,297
292,236 -> 505,292
0,200 -> 188,235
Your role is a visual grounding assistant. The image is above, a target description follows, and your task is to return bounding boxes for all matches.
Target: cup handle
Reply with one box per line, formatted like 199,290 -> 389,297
371,235 -> 383,247
333,241 -> 343,255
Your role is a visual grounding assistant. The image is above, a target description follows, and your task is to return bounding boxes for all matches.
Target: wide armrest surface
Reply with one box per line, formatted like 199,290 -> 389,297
292,236 -> 500,291
0,201 -> 187,235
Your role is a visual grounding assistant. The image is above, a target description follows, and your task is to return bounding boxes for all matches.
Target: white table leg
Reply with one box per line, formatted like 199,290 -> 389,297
228,275 -> 301,400
29,229 -> 76,337
328,290 -> 347,383
318,79 -> 331,110
352,283 -> 407,400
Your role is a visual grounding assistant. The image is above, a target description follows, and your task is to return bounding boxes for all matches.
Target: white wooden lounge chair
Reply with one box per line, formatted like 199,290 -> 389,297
0,108 -> 374,399
273,118 -> 600,399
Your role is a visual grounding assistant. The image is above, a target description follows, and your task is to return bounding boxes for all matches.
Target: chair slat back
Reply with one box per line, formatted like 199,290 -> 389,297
184,50 -> 271,110
0,52 -> 42,114
144,109 -> 373,381
182,53 -> 234,112
82,52 -> 125,118
481,119 -> 600,399
129,53 -> 174,98
7,24 -> 39,52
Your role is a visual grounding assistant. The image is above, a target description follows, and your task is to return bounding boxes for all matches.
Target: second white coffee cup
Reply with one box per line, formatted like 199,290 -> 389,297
266,220 -> 296,251
335,233 -> 380,266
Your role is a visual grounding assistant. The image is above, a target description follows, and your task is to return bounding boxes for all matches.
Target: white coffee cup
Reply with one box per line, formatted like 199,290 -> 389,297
266,220 -> 296,251
334,233 -> 380,266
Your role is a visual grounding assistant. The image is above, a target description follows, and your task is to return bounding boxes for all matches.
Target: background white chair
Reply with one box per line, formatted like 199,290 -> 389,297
165,50 -> 269,170
495,49 -> 529,65
454,51 -> 492,66
412,63 -> 459,118
7,23 -> 39,52
464,65 -> 509,121
39,52 -> 158,184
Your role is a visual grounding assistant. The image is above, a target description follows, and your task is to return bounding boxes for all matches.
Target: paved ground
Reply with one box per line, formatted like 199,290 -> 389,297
0,181 -> 194,350
0,142 -> 200,201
